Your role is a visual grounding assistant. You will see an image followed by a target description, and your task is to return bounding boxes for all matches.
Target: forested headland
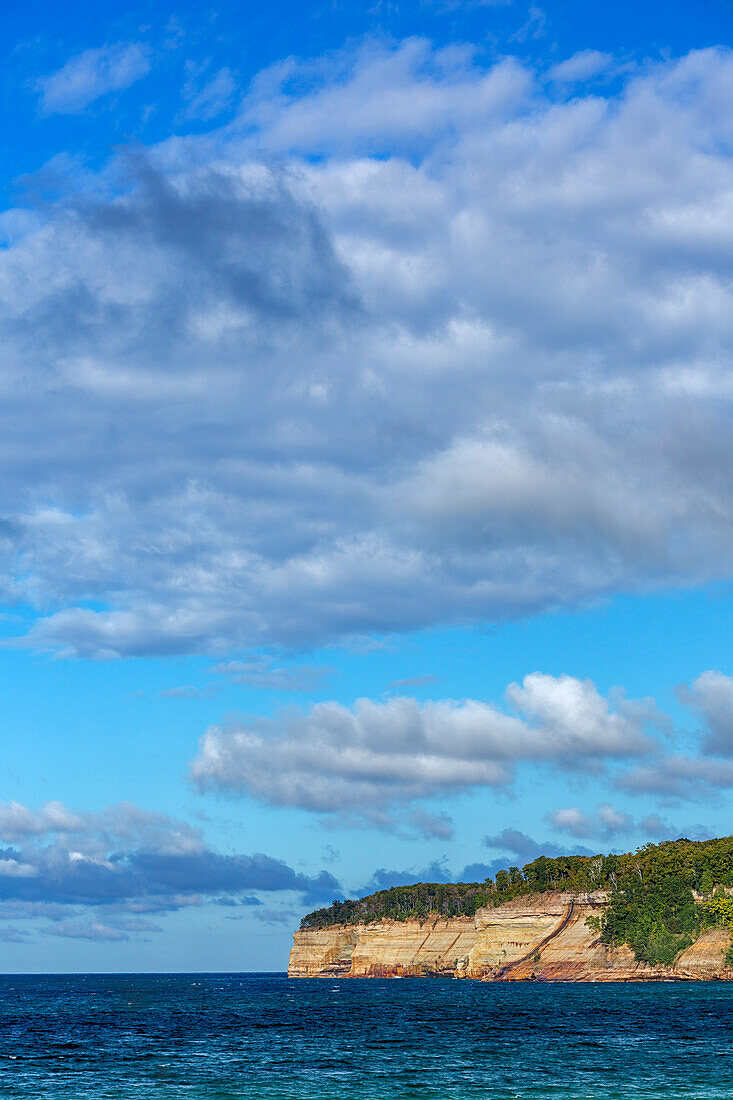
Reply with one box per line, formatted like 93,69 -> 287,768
301,836 -> 733,968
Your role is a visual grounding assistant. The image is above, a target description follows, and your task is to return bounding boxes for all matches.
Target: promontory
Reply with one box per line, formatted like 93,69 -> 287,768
289,836 -> 733,981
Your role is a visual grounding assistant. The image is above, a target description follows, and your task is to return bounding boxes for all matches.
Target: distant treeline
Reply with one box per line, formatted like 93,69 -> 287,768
301,836 -> 733,968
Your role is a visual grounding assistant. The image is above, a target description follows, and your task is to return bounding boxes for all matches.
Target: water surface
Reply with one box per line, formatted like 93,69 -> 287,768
1,973 -> 731,1098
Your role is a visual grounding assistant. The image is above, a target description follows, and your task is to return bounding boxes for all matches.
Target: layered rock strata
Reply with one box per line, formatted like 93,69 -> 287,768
288,892 -> 733,981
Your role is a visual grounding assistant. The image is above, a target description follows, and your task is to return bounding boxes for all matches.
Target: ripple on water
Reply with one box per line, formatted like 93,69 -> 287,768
0,976 -> 732,1098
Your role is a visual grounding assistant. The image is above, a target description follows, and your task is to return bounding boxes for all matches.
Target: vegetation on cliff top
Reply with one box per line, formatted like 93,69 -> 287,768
301,835 -> 733,968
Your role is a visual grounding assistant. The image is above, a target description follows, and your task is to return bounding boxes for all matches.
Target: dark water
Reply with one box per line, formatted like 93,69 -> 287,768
1,974 -> 732,1098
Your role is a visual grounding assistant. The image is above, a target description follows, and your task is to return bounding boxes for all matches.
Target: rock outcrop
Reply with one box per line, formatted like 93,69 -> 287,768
288,891 -> 733,981
289,916 -> 476,977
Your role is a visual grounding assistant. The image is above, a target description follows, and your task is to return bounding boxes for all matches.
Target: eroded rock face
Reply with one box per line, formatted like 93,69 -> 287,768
350,917 -> 477,977
288,927 -> 358,977
676,927 -> 731,979
288,892 -> 733,981
289,917 -> 477,977
468,892 -> 586,975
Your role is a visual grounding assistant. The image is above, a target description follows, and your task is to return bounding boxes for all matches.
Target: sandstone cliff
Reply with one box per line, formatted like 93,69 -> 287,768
288,892 -> 733,981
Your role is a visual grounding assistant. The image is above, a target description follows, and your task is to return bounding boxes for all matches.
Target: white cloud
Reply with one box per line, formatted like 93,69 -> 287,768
240,40 -> 532,156
0,860 -> 38,879
37,43 -> 151,114
0,800 -> 84,841
0,800 -> 340,927
1,43 -> 733,656
597,803 -> 631,831
506,674 -> 657,759
548,50 -> 613,83
679,670 -> 733,756
548,803 -> 633,838
548,807 -> 591,835
190,673 -> 657,812
0,799 -> 205,854
618,755 -> 733,799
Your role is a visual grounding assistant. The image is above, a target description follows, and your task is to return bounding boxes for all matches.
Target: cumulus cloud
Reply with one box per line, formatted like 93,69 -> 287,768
190,674 -> 657,812
0,801 -> 84,841
618,755 -> 733,799
548,803 -> 633,839
0,859 -> 38,878
679,671 -> 733,756
37,43 -> 151,114
549,803 -> 712,843
0,800 -> 339,940
240,40 -> 531,156
192,695 -> 515,812
0,800 -> 205,856
506,675 -> 658,762
1,43 -> 733,657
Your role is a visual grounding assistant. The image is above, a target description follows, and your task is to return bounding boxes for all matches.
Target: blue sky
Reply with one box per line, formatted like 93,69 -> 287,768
1,0 -> 733,971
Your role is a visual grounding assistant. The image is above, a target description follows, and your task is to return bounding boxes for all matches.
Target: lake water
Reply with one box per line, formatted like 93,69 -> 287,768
1,973 -> 731,1097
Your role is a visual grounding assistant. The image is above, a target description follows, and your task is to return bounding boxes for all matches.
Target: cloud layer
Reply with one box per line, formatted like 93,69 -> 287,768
0,801 -> 339,941
191,664 -> 733,812
191,673 -> 658,812
2,42 -> 733,656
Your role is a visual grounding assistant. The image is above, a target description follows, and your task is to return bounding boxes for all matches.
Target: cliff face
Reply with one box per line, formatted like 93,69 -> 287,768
288,892 -> 733,981
289,917 -> 476,977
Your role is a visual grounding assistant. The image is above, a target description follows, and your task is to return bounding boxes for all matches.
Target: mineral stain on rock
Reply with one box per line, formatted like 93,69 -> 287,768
288,892 -> 733,981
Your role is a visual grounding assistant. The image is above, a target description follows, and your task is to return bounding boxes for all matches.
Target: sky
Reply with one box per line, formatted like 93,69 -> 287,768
1,0 -> 733,972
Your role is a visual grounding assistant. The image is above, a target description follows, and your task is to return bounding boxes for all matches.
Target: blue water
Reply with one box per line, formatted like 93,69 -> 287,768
1,974 -> 732,1098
